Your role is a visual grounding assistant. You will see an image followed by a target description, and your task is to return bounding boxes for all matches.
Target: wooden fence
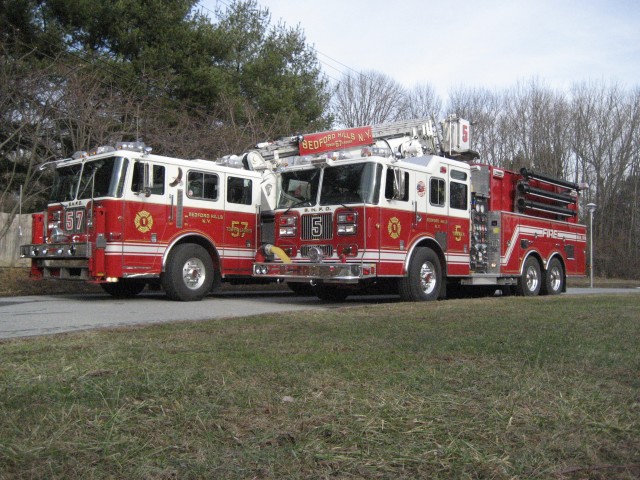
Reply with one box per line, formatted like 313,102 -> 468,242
0,213 -> 32,267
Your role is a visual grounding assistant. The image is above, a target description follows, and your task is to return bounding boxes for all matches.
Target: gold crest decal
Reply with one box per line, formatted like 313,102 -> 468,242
453,224 -> 463,241
134,210 -> 154,233
387,217 -> 401,239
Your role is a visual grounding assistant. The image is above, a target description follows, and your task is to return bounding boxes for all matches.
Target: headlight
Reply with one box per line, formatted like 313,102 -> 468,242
254,265 -> 269,275
337,211 -> 357,235
337,225 -> 356,235
279,226 -> 296,236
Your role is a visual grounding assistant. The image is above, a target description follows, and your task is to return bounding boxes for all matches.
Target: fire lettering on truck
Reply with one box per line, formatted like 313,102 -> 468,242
388,217 -> 401,239
299,126 -> 373,156
187,212 -> 223,221
228,221 -> 252,238
134,210 -> 154,233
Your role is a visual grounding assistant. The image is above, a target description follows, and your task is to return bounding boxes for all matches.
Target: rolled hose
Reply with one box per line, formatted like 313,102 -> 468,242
264,244 -> 292,264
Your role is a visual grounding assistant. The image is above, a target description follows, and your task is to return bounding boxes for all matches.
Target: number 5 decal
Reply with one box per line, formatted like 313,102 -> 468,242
311,216 -> 323,237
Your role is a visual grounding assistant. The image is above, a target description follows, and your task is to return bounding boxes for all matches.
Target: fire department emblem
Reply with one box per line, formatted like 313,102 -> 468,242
453,224 -> 463,241
417,180 -> 426,197
134,210 -> 154,233
388,217 -> 401,239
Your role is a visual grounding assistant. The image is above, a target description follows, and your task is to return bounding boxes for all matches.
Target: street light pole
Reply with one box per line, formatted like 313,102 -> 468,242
586,203 -> 597,288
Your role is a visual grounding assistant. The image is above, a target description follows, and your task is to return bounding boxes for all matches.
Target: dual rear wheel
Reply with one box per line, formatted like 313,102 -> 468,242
517,256 -> 565,296
398,248 -> 564,301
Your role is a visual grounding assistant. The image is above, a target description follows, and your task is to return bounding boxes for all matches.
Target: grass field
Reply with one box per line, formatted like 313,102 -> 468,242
1,293 -> 639,479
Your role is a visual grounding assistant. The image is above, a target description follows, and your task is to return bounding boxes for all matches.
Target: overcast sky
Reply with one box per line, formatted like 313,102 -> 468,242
202,0 -> 640,101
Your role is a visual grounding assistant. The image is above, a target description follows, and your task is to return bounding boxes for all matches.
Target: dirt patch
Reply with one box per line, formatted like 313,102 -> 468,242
0,267 -> 103,297
0,267 -> 289,298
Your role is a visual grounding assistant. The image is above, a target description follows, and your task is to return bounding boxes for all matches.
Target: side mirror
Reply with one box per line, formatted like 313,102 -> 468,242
143,163 -> 152,197
134,161 -> 152,197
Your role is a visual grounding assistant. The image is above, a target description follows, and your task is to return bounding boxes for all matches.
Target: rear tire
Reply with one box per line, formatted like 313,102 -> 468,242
516,257 -> 542,296
100,279 -> 146,298
542,257 -> 564,295
162,244 -> 214,301
399,247 -> 442,302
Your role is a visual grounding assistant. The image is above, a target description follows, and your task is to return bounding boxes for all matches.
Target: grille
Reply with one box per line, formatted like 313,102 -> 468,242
301,245 -> 334,258
301,213 -> 333,240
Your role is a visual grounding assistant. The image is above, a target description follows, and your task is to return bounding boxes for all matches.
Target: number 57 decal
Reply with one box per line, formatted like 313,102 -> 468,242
65,208 -> 85,232
228,220 -> 251,238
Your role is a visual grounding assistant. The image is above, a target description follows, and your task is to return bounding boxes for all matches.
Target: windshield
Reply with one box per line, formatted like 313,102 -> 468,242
277,168 -> 321,208
50,156 -> 128,202
319,162 -> 381,206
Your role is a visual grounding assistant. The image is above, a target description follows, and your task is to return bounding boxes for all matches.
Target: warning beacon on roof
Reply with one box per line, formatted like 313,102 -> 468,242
299,126 -> 373,156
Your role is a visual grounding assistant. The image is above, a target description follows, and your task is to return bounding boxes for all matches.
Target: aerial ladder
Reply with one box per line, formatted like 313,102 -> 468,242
227,117 -> 451,171
216,116 -> 478,213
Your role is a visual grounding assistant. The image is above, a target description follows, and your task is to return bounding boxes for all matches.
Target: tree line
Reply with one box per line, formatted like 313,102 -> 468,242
1,1 -> 638,278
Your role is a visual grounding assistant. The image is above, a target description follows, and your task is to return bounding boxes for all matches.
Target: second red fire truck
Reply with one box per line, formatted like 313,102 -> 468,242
252,116 -> 587,301
20,143 -> 271,301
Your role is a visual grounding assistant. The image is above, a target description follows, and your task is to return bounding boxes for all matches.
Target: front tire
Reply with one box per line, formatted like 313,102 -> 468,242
516,257 -> 542,296
162,244 -> 215,301
542,257 -> 564,295
399,247 -> 442,302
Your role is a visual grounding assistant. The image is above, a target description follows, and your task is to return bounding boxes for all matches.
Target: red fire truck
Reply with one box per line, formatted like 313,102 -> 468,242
20,142 -> 274,301
252,116 -> 587,301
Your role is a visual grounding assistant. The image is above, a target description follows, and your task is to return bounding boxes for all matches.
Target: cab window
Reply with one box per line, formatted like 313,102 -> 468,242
188,171 -> 218,200
430,177 -> 446,207
131,163 -> 165,195
384,169 -> 409,201
450,181 -> 468,210
227,176 -> 252,205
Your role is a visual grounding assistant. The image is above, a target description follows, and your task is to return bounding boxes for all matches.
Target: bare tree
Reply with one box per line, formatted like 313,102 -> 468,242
405,83 -> 443,120
332,70 -> 410,127
501,80 -> 571,177
570,81 -> 640,276
447,86 -> 504,165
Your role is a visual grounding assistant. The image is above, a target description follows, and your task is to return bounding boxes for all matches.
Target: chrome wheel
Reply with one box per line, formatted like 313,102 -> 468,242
182,257 -> 206,290
162,244 -> 215,301
419,261 -> 438,295
543,258 -> 564,295
525,264 -> 540,292
548,265 -> 561,291
399,247 -> 442,302
517,257 -> 542,296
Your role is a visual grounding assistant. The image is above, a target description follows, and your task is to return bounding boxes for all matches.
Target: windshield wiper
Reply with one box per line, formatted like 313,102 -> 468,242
283,200 -> 312,214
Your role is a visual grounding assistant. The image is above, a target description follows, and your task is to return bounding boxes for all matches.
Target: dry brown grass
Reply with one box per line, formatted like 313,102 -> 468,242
1,294 -> 639,479
0,267 -> 102,297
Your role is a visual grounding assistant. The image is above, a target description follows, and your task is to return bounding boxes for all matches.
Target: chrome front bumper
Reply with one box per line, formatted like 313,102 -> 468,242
253,261 -> 377,283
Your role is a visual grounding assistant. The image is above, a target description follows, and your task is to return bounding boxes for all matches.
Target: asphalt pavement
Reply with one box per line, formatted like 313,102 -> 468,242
0,287 -> 638,340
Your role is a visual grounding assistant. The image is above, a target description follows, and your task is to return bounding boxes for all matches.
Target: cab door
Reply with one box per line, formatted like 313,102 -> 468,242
378,166 -> 413,276
221,174 -> 259,275
123,161 -> 167,272
446,167 -> 471,276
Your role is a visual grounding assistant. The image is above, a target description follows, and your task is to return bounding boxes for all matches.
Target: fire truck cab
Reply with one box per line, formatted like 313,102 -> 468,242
252,117 -> 587,301
21,143 -> 265,301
